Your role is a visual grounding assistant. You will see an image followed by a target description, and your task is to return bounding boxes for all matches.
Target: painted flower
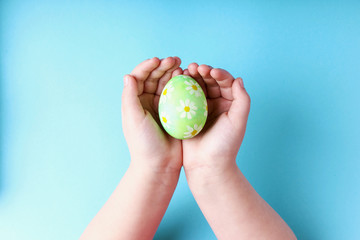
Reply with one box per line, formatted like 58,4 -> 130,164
160,111 -> 171,129
203,99 -> 208,117
160,84 -> 174,104
184,124 -> 202,138
177,99 -> 197,119
185,79 -> 202,97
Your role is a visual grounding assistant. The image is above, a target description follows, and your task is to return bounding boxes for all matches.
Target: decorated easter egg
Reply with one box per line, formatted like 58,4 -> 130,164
158,75 -> 208,139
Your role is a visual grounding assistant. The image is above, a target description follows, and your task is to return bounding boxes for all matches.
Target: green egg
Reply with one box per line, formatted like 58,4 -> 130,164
158,75 -> 208,139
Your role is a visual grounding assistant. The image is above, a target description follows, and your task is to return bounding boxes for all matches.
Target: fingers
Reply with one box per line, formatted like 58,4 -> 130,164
172,67 -> 183,78
188,63 -> 208,97
121,75 -> 146,125
144,57 -> 177,94
198,64 -> 221,99
210,68 -> 235,100
228,78 -> 251,130
187,63 -> 235,100
188,63 -> 200,78
155,57 -> 182,95
130,57 -> 161,95
162,57 -> 181,79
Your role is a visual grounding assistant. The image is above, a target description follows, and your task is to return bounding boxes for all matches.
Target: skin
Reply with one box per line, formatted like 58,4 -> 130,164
80,57 -> 183,240
80,57 -> 297,240
183,64 -> 297,239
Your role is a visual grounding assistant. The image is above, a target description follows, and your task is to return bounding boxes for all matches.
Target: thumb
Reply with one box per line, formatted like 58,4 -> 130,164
121,74 -> 145,125
228,77 -> 251,130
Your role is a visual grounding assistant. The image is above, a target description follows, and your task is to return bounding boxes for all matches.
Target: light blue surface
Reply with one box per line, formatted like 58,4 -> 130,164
1,1 -> 360,239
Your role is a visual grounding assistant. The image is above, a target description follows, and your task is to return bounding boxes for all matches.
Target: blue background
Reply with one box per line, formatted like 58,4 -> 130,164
1,0 -> 360,239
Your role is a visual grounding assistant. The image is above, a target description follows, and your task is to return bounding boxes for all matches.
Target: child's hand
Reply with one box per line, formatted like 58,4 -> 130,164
181,64 -> 296,240
82,59 -> 296,240
81,57 -> 185,240
122,57 -> 183,174
182,63 -> 250,176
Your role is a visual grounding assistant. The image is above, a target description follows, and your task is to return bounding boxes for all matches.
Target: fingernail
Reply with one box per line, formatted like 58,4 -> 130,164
124,75 -> 129,86
238,78 -> 244,88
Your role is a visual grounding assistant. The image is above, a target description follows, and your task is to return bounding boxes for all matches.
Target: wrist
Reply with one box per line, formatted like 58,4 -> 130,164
128,160 -> 181,189
129,152 -> 183,173
184,157 -> 240,191
185,163 -> 249,208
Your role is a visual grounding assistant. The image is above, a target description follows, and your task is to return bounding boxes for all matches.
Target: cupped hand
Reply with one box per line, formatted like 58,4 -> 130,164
122,57 -> 183,173
182,63 -> 251,172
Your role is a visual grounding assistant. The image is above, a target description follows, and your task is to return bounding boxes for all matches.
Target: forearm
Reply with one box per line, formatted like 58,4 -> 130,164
81,162 -> 180,240
185,160 -> 296,240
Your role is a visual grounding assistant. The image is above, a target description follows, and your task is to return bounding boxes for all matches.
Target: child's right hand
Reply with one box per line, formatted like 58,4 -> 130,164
122,57 -> 183,176
182,63 -> 251,180
181,63 -> 296,240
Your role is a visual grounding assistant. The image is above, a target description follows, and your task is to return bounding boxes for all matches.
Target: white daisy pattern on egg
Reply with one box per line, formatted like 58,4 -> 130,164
184,124 -> 202,138
203,99 -> 208,117
160,111 -> 171,129
160,84 -> 174,104
185,79 -> 202,97
176,99 -> 197,119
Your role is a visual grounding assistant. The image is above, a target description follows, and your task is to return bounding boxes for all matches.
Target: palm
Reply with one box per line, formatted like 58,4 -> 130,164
138,93 -> 182,167
182,64 -> 250,170
183,98 -> 240,169
123,57 -> 183,170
